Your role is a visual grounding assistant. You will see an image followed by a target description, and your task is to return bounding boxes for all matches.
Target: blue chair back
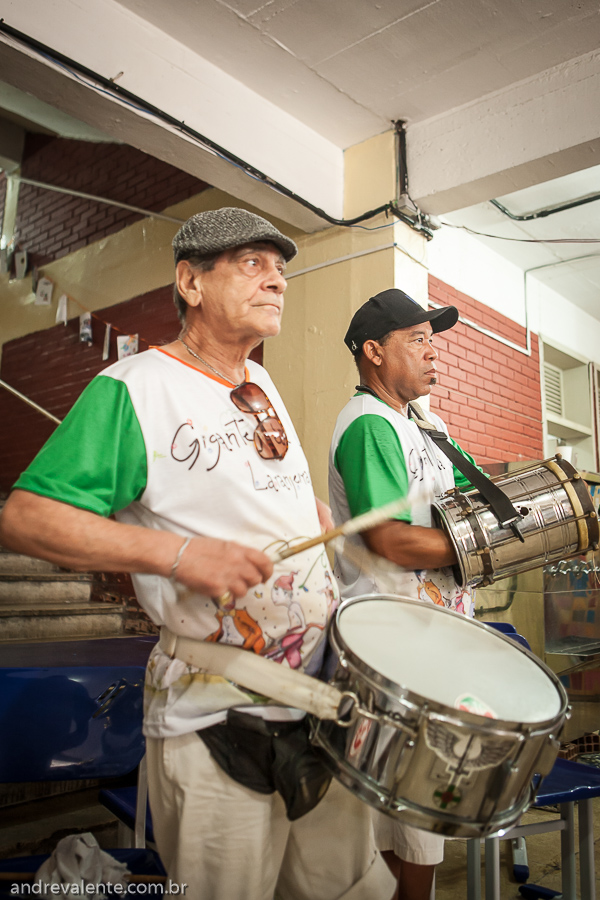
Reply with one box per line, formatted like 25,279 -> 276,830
483,621 -> 532,651
0,666 -> 145,782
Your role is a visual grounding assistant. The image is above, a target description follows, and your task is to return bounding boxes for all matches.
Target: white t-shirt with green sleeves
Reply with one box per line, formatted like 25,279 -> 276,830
16,349 -> 338,738
329,392 -> 475,616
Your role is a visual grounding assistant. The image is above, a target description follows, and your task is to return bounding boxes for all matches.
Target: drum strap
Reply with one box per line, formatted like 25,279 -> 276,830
409,400 -> 524,536
355,384 -> 523,534
158,626 -> 344,720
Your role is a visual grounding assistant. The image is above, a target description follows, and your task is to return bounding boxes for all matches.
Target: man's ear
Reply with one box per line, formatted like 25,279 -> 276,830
175,260 -> 203,310
362,339 -> 383,366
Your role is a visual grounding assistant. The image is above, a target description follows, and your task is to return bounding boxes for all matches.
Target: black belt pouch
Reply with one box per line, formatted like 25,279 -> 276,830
198,709 -> 332,820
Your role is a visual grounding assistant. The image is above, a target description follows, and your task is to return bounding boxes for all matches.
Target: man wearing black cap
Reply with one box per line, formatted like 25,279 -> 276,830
1,208 -> 393,900
329,288 -> 479,900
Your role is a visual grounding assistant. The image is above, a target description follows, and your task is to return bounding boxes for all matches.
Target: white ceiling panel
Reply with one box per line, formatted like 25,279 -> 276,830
535,259 -> 600,321
242,0 -> 436,67
112,0 -> 387,146
230,0 -> 298,17
115,0 -> 600,137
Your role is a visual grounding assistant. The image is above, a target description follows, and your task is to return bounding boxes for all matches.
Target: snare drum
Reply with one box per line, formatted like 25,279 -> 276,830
311,595 -> 568,838
433,455 -> 599,588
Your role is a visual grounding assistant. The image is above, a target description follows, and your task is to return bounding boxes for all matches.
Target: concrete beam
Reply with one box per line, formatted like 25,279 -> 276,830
0,0 -> 344,231
409,49 -> 600,214
0,116 -> 24,172
0,82 -> 112,142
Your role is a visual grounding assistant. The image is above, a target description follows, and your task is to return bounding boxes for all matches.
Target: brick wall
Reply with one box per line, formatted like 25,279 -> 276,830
0,285 -> 178,491
0,288 -> 263,492
15,135 -> 208,267
428,275 -> 543,467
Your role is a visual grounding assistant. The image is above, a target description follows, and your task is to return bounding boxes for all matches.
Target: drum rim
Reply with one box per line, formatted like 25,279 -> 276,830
332,593 -> 569,729
557,458 -> 600,546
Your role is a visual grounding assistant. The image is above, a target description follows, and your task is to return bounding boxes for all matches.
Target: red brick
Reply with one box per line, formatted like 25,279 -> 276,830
16,134 -> 208,260
446,413 -> 471,435
457,358 -> 478,375
0,283 -> 185,491
442,352 -> 460,369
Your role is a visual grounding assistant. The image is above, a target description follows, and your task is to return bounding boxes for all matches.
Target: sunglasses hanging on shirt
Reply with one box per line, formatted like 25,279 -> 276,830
231,382 -> 289,461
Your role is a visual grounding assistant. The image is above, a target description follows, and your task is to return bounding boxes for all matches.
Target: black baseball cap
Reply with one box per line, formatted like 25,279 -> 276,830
344,288 -> 458,355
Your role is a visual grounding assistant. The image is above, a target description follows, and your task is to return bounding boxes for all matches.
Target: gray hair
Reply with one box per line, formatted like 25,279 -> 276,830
173,252 -> 221,324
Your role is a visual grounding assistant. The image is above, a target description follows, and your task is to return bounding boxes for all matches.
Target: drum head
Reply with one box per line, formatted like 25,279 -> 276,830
335,596 -> 563,724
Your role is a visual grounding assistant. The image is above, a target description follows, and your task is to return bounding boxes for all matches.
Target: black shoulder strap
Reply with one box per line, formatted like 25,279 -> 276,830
408,400 -> 523,535
354,385 -> 523,535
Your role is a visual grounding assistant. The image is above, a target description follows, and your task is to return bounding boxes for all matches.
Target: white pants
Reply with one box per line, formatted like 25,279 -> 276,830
373,810 -> 445,866
146,732 -> 395,900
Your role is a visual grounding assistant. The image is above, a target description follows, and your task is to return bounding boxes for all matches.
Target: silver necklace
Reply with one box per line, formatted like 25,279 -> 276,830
178,338 -> 244,387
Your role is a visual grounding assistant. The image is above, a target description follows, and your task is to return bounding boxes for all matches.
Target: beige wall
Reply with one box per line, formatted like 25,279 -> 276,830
474,573 -> 545,659
266,221 -> 396,502
343,130 -> 396,220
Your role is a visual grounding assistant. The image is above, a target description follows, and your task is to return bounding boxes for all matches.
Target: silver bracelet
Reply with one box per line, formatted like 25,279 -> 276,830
170,536 -> 192,581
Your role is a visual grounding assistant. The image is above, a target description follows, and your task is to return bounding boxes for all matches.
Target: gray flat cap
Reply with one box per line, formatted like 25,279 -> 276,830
172,207 -> 297,263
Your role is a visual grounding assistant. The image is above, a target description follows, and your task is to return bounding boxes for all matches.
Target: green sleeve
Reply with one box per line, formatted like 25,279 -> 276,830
449,437 -> 483,492
334,415 -> 412,523
14,375 -> 147,517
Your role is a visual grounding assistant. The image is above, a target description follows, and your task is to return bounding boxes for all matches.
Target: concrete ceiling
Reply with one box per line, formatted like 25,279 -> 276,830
113,0 -> 600,313
115,0 -> 600,146
0,0 -> 598,315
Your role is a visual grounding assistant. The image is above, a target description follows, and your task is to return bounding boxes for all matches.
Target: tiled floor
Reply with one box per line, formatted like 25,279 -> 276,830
0,789 -> 117,860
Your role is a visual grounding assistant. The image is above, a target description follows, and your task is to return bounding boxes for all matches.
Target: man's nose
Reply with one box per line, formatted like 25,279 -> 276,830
426,343 -> 438,360
265,264 -> 287,291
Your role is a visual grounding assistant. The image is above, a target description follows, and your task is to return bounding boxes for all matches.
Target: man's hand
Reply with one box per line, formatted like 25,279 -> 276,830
315,497 -> 334,534
172,537 -> 273,599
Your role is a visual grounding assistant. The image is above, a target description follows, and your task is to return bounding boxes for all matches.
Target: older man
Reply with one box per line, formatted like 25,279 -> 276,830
329,288 -> 479,900
0,209 -> 393,900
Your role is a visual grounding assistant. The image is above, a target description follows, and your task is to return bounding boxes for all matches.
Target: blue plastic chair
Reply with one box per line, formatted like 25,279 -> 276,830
0,666 -> 145,781
0,661 -> 164,892
99,761 -> 155,847
99,784 -> 154,844
468,758 -> 600,900
467,624 -> 600,900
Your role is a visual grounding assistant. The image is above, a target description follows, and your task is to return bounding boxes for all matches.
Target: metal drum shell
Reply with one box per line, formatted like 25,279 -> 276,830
311,596 -> 569,839
432,456 -> 599,588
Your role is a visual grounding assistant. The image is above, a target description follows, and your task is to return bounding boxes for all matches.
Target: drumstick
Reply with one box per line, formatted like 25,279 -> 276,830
270,494 -> 412,564
215,495 -> 411,606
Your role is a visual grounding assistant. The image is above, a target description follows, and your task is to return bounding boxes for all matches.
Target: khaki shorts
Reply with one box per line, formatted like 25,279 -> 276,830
373,809 -> 445,866
146,731 -> 396,900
